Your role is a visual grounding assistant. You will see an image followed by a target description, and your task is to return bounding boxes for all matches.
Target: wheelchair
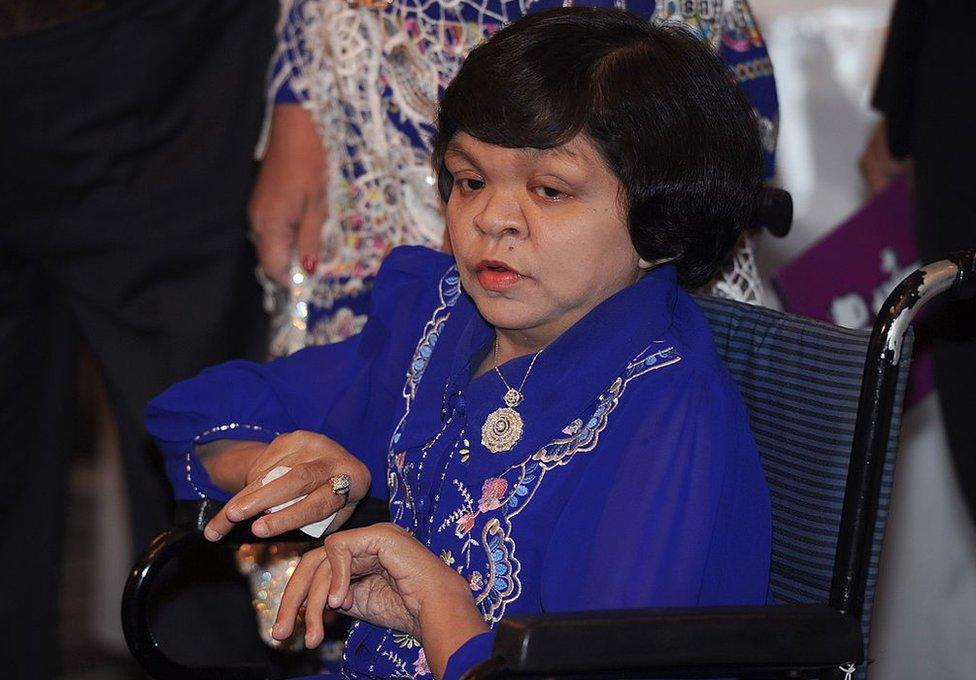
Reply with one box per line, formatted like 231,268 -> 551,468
122,189 -> 976,678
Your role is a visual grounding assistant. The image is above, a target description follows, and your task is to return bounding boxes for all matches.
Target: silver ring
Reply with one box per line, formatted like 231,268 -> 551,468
330,473 -> 352,496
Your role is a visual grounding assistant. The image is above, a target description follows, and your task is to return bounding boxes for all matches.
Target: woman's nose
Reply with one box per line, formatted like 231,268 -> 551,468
473,188 -> 526,239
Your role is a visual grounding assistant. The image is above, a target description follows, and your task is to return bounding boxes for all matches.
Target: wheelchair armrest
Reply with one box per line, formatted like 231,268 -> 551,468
123,498 -> 389,679
466,603 -> 862,679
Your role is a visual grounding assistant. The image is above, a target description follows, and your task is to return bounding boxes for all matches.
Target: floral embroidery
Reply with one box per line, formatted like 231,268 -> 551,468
507,473 -> 534,509
385,276 -> 686,645
477,478 -> 508,512
393,633 -> 421,649
387,265 -> 462,523
414,649 -> 430,676
474,519 -> 521,617
459,344 -> 683,623
455,512 -> 477,537
627,345 -> 681,378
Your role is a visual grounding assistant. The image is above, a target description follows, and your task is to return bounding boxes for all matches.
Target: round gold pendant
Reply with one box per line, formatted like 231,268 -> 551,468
481,406 -> 524,453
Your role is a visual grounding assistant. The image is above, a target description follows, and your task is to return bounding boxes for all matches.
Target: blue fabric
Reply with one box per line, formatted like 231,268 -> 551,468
444,631 -> 495,680
147,245 -> 772,679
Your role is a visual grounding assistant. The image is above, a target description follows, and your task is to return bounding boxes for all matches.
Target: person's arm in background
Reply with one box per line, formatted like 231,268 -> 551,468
860,0 -> 925,194
249,0 -> 327,284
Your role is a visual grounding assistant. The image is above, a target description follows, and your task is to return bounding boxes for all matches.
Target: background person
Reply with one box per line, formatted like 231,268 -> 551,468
859,0 -> 976,524
250,0 -> 780,355
0,1 -> 274,676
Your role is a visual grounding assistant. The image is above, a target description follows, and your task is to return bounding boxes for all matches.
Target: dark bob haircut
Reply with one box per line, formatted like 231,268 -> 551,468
432,7 -> 763,289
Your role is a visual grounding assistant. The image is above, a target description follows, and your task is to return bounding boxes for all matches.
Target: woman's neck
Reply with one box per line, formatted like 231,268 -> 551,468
472,328 -> 550,379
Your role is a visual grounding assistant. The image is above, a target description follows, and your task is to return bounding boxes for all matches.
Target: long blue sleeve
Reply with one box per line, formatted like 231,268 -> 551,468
146,246 -> 455,501
443,631 -> 496,680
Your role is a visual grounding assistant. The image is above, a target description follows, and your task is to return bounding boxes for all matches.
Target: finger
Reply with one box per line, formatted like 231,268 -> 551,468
273,547 -> 327,640
204,479 -> 271,541
204,508 -> 236,542
253,480 -> 351,537
255,233 -> 296,286
324,535 -> 354,609
296,185 -> 327,276
304,555 -> 334,648
231,468 -> 317,523
208,473 -> 291,540
228,446 -> 327,523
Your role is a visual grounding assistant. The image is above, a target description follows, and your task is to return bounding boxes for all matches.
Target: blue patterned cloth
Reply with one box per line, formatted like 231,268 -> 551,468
268,0 -> 780,347
147,246 -> 772,679
273,0 -> 778,177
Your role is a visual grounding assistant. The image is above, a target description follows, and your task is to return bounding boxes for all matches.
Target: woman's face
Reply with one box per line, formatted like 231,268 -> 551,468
445,132 -> 642,347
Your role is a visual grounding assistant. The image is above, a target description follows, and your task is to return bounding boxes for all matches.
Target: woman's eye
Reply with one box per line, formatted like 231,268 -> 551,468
534,186 -> 564,200
457,178 -> 484,192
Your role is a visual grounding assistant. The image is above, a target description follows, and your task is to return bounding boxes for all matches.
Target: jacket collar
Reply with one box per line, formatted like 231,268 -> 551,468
394,265 -> 679,456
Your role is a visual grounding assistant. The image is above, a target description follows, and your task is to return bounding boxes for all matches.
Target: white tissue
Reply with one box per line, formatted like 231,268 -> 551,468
261,465 -> 337,538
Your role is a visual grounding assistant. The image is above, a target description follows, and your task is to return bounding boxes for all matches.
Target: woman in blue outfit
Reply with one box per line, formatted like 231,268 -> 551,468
147,8 -> 771,679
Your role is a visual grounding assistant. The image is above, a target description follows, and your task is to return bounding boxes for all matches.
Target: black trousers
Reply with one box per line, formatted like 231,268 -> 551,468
910,0 -> 976,525
0,1 -> 277,676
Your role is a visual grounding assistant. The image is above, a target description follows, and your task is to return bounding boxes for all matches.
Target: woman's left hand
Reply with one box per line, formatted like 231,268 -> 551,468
274,523 -> 488,678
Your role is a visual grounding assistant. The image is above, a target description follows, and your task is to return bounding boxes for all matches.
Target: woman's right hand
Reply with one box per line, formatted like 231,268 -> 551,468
202,430 -> 371,542
248,103 -> 328,284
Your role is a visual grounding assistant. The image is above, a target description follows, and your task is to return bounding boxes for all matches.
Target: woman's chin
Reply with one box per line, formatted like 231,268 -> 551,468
475,304 -> 536,333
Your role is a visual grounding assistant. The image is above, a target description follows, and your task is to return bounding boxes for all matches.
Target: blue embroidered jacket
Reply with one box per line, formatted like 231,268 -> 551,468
147,246 -> 772,679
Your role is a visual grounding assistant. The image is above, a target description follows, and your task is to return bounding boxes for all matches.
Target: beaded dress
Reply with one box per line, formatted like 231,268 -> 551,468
148,246 -> 772,679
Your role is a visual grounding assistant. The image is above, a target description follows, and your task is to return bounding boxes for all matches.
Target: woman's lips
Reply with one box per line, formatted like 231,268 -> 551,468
475,260 -> 523,292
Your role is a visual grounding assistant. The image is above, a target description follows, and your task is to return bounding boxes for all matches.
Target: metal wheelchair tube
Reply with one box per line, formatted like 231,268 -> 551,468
830,250 -> 976,620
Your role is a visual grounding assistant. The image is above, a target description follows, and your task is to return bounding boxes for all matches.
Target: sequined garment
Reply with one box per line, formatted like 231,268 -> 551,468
267,0 -> 780,355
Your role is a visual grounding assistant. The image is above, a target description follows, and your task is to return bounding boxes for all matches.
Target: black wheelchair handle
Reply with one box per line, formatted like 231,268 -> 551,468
754,186 -> 793,238
830,248 -> 974,620
121,528 -> 271,680
122,502 -> 318,680
945,249 -> 976,300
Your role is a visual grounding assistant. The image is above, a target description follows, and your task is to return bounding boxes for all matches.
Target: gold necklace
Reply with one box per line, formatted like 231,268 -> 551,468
481,341 -> 544,453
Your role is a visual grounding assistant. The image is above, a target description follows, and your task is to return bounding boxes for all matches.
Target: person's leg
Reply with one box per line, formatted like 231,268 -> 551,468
55,232 -> 269,664
1,0 -> 277,668
0,247 -> 76,680
913,111 -> 976,525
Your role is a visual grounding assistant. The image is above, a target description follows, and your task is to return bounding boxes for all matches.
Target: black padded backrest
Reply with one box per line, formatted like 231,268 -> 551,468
695,296 -> 911,677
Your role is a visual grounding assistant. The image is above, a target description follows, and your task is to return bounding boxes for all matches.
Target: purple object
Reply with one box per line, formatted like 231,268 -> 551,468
772,177 -> 932,407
